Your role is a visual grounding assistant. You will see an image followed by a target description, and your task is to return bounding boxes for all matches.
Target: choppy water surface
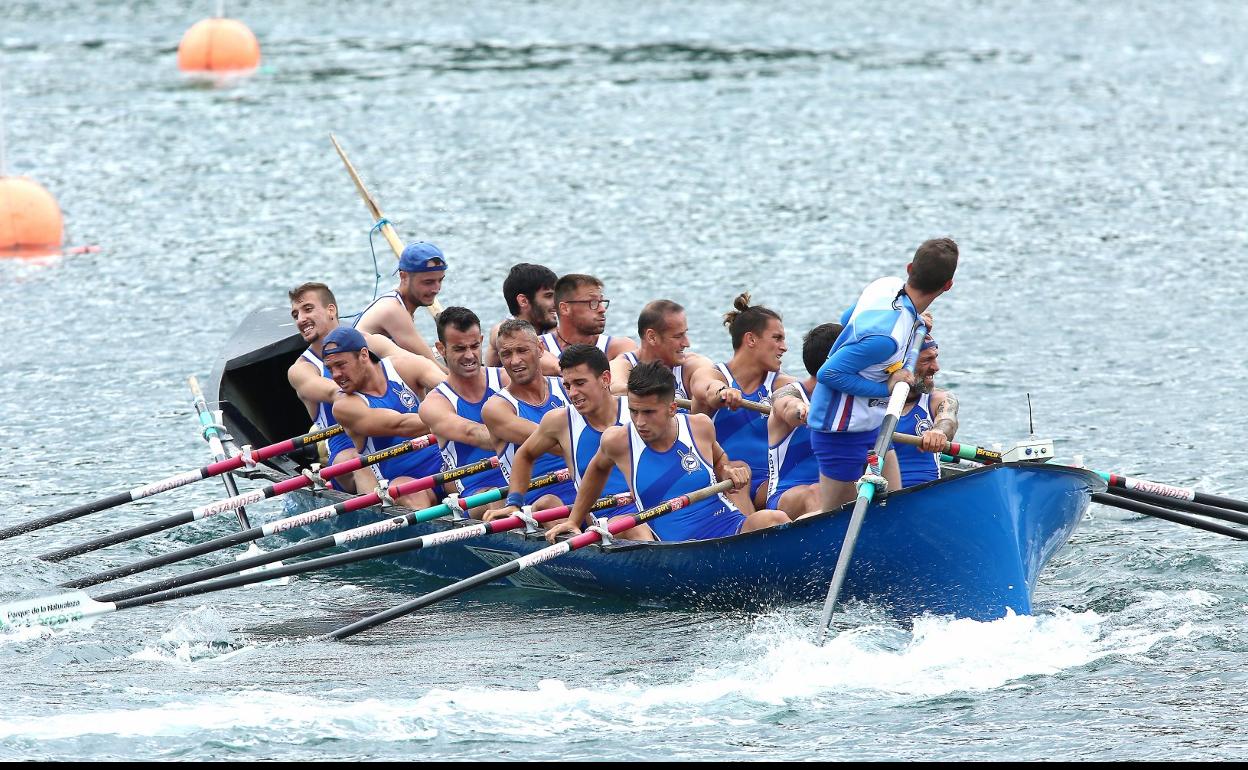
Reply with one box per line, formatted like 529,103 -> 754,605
2,0 -> 1246,760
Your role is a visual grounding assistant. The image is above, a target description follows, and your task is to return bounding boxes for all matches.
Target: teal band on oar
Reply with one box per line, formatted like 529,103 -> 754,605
0,492 -> 630,634
37,434 -> 437,564
0,423 -> 346,543
92,467 -> 568,603
325,480 -> 733,641
60,455 -> 503,590
816,320 -> 927,644
189,376 -> 252,530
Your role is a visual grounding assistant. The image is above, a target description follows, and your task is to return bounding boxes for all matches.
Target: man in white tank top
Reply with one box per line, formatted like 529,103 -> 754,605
354,241 -> 447,364
538,274 -> 637,361
609,299 -> 712,403
897,335 -> 960,486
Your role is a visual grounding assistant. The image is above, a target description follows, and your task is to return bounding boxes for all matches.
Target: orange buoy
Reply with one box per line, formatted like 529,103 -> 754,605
177,18 -> 261,72
0,176 -> 63,256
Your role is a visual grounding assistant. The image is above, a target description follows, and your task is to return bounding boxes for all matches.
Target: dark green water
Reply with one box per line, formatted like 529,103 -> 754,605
1,0 -> 1246,760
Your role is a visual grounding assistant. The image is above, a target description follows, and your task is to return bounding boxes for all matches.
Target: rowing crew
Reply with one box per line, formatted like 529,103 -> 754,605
285,237 -> 961,543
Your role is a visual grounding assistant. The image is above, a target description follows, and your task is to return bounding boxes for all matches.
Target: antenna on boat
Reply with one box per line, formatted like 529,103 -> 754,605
1026,393 -> 1035,437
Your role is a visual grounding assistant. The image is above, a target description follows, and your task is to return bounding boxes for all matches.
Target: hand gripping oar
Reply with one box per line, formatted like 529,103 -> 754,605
325,479 -> 734,641
891,432 -> 1003,464
815,322 -> 926,644
674,396 -> 770,415
63,456 -> 502,590
88,468 -> 570,603
0,424 -> 345,543
188,376 -> 252,530
0,486 -> 624,633
36,435 -> 436,563
330,133 -> 443,318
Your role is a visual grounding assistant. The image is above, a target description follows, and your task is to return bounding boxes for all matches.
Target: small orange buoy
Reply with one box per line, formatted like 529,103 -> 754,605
177,18 -> 261,72
0,176 -> 64,256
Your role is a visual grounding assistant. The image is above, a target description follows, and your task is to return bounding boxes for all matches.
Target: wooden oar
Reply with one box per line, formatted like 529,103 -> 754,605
325,480 -> 734,641
88,469 -> 570,604
36,435 -> 436,563
62,456 -> 501,590
815,322 -> 926,644
0,491 -> 627,633
188,376 -> 251,530
0,424 -> 344,543
329,132 -> 443,319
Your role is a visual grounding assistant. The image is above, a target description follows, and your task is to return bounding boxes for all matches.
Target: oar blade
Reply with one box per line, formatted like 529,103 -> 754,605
0,591 -> 115,632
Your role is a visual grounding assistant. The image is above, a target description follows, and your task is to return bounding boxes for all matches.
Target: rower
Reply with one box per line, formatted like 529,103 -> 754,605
609,299 -> 713,409
324,327 -> 447,508
538,274 -> 637,360
765,322 -> 842,519
486,263 -> 559,369
808,237 -> 959,510
354,241 -> 446,364
285,281 -> 406,492
896,334 -> 959,487
485,344 -> 648,536
689,292 -> 796,509
545,361 -> 789,543
481,319 -> 578,508
417,307 -> 511,514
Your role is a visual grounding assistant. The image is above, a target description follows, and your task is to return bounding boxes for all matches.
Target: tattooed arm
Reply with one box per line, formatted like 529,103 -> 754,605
918,390 -> 959,453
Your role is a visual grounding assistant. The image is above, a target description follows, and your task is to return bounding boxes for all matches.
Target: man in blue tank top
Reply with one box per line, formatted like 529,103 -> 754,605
896,335 -> 960,487
481,319 -> 578,508
538,274 -> 637,363
324,327 -> 448,509
286,281 -> 407,493
485,344 -> 646,535
765,322 -> 842,519
808,238 -> 959,511
689,292 -> 796,511
354,241 -> 447,364
418,307 -> 511,514
547,362 -> 790,543
609,299 -> 713,406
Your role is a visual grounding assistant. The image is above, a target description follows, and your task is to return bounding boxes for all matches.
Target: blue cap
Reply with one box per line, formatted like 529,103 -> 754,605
398,242 -> 447,273
322,326 -> 369,357
920,334 -> 938,351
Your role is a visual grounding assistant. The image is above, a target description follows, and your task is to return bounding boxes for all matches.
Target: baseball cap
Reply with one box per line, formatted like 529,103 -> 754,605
322,327 -> 378,360
398,242 -> 448,273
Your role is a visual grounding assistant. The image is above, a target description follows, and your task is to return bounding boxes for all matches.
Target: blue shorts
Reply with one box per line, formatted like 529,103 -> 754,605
327,431 -> 355,464
592,503 -> 639,523
810,429 -> 890,483
746,464 -> 768,499
525,478 -> 578,506
460,468 -> 509,498
766,484 -> 811,511
651,502 -> 746,542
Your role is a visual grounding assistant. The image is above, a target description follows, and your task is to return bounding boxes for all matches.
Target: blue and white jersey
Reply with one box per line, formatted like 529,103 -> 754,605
896,392 -> 940,487
354,357 -> 443,482
299,347 -> 354,461
432,367 -> 507,494
766,382 -> 818,501
495,377 -> 574,503
809,277 -> 923,434
540,332 -> 611,357
625,415 -> 745,542
621,352 -> 688,402
711,363 -> 777,492
568,396 -> 631,497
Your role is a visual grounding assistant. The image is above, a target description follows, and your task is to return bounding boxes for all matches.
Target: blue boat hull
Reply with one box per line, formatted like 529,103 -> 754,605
274,462 -> 1104,621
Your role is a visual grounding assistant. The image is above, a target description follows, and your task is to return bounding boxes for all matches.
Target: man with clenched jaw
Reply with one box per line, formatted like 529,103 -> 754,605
485,344 -> 647,537
285,282 -> 406,492
418,307 -> 511,514
481,319 -> 578,509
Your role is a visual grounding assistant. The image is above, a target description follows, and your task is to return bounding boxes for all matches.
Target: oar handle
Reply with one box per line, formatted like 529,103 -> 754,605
674,396 -> 771,415
330,133 -> 443,318
891,432 -> 1003,464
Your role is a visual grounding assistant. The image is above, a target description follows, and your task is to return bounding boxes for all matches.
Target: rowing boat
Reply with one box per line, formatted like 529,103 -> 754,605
209,305 -> 1106,621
